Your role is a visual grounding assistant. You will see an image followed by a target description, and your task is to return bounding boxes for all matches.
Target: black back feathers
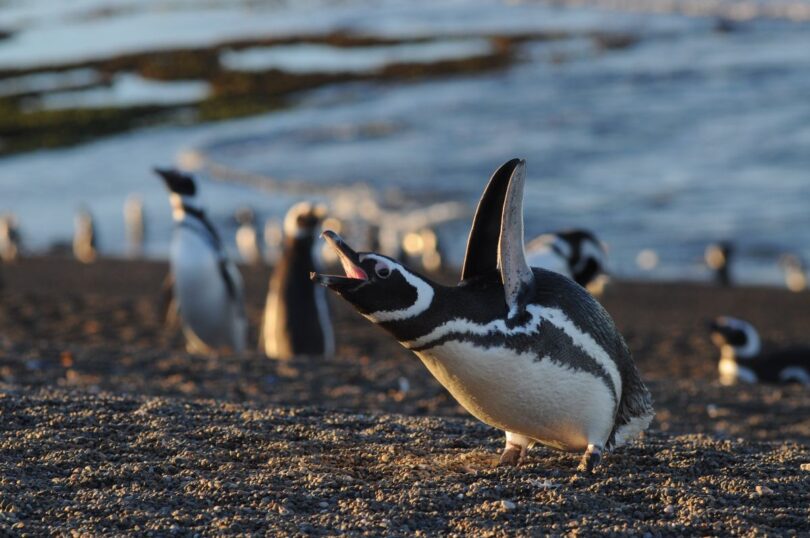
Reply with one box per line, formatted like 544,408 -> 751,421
155,167 -> 197,196
461,158 -> 524,282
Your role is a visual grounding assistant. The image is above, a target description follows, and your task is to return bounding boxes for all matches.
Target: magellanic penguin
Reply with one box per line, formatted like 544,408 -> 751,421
709,316 -> 810,386
526,229 -> 608,295
0,214 -> 21,262
313,159 -> 654,472
155,168 -> 247,355
261,202 -> 334,360
73,207 -> 97,263
124,194 -> 145,258
705,241 -> 733,286
235,207 -> 262,266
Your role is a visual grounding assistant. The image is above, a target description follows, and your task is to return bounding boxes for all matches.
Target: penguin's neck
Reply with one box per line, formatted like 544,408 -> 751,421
379,272 -> 508,344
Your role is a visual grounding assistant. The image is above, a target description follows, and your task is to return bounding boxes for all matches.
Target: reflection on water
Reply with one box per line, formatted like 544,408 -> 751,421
1,0 -> 809,285
220,39 -> 494,74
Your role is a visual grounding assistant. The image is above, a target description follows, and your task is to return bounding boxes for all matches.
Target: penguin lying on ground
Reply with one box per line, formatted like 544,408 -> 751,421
156,168 -> 247,355
526,229 -> 608,295
313,159 -> 653,472
709,316 -> 810,386
261,202 -> 333,360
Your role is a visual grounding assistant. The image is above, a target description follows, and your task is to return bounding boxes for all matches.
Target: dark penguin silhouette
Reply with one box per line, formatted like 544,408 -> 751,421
705,241 -> 733,286
313,159 -> 653,472
261,202 -> 333,360
709,316 -> 810,386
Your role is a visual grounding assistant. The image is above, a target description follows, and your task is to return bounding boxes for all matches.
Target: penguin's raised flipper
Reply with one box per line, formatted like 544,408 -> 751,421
460,158 -> 525,282
496,159 -> 533,317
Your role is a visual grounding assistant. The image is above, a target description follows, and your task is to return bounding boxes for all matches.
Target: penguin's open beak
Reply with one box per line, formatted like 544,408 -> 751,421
311,230 -> 369,289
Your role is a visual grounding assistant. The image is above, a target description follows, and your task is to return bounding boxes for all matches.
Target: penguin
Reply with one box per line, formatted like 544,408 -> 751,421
264,218 -> 283,265
261,201 -> 334,360
0,214 -> 21,262
705,241 -> 733,286
779,254 -> 807,293
709,316 -> 810,386
155,168 -> 247,355
73,207 -> 97,263
401,227 -> 444,273
124,194 -> 145,258
313,159 -> 653,472
526,229 -> 607,294
235,207 -> 262,266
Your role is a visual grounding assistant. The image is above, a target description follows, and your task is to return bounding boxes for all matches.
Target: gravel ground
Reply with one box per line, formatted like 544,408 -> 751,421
1,389 -> 808,536
0,258 -> 808,535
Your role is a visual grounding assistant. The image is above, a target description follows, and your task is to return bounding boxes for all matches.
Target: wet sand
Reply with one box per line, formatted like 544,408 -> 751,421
0,257 -> 808,535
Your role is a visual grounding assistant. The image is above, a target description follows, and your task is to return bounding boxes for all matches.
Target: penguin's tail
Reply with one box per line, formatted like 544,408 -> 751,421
608,352 -> 655,450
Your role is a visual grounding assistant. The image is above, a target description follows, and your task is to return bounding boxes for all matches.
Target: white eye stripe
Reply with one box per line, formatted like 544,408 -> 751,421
362,254 -> 434,322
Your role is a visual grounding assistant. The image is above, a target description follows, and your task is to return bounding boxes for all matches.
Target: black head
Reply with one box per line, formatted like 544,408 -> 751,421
708,316 -> 760,358
556,229 -> 607,286
154,167 -> 196,196
284,202 -> 327,240
312,231 -> 435,322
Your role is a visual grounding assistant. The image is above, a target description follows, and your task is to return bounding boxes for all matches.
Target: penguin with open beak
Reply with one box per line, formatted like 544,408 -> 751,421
313,159 -> 653,472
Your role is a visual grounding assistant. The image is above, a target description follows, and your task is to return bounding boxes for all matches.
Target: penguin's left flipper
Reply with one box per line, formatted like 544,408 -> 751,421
576,444 -> 603,473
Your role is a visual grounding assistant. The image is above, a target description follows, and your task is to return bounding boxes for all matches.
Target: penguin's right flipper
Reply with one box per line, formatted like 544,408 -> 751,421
460,158 -> 525,282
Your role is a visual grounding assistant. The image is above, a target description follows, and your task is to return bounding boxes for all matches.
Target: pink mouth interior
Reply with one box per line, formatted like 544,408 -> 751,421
338,255 -> 368,280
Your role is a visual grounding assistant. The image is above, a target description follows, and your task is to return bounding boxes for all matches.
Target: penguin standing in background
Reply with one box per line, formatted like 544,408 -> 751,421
0,214 -> 21,262
705,241 -> 733,286
73,207 -> 97,263
709,316 -> 810,386
314,159 -> 653,472
261,202 -> 333,360
235,207 -> 262,266
264,219 -> 283,266
526,229 -> 608,295
779,254 -> 807,293
124,194 -> 145,258
155,168 -> 247,355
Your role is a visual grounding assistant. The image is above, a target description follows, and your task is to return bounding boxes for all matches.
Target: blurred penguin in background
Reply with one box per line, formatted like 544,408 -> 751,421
705,241 -> 733,286
261,202 -> 333,360
526,229 -> 608,295
73,207 -> 97,263
264,219 -> 283,266
779,254 -> 807,293
401,227 -> 444,273
235,207 -> 262,266
124,194 -> 145,258
0,214 -> 21,263
156,168 -> 247,355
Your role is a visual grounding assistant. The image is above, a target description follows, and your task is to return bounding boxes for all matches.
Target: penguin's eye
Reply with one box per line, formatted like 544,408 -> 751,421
375,263 -> 391,279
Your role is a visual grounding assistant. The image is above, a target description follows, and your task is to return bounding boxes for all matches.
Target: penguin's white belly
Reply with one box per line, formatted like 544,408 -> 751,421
416,341 -> 616,451
171,231 -> 235,349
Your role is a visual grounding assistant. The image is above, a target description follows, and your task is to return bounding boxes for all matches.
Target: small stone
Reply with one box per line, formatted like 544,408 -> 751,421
663,505 -> 675,516
318,501 -> 329,509
501,500 -> 516,510
755,485 -> 774,495
800,463 -> 810,471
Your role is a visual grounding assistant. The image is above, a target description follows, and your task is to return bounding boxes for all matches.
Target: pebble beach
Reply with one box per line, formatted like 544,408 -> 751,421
0,257 -> 808,535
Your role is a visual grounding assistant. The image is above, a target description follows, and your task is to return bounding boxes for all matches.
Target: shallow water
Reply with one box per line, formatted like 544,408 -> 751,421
1,0 -> 809,285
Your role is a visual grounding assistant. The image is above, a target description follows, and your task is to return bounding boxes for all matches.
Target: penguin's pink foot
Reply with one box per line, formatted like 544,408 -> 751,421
498,432 -> 530,467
